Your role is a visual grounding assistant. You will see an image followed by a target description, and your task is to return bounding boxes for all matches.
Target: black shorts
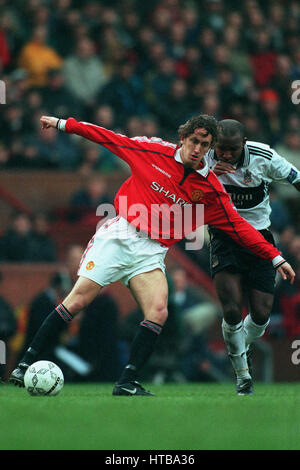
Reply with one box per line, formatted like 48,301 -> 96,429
209,227 -> 276,294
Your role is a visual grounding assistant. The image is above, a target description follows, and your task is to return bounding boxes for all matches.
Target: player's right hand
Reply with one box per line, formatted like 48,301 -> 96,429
40,116 -> 59,129
212,162 -> 236,175
277,261 -> 295,284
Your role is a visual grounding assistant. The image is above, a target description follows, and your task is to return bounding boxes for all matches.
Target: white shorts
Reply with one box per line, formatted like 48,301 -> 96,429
77,216 -> 169,287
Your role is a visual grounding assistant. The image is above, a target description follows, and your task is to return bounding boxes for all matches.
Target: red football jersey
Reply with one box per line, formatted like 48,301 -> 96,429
63,118 -> 282,264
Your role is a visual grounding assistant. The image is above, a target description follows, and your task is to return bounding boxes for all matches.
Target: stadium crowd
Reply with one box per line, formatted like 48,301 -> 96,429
1,0 -> 300,166
1,0 -> 300,381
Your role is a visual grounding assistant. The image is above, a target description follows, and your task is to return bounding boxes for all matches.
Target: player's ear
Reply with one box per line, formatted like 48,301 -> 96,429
243,137 -> 247,144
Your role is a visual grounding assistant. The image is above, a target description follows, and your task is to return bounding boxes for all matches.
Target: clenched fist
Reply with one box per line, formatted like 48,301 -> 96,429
40,116 -> 59,129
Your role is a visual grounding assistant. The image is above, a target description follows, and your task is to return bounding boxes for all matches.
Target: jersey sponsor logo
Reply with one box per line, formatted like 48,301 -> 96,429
150,181 -> 189,206
86,261 -> 95,270
224,181 -> 267,209
191,189 -> 203,202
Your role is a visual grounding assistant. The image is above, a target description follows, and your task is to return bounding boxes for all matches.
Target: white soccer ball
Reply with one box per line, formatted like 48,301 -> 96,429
24,360 -> 64,396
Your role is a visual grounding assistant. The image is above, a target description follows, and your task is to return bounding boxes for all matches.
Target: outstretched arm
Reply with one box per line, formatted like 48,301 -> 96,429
40,116 -> 177,167
40,115 -> 138,165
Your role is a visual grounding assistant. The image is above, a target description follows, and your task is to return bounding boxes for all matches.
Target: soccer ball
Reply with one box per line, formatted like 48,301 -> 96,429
24,360 -> 64,396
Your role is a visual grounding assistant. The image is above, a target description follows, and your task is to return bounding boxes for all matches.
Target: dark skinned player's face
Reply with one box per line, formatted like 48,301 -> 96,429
215,134 -> 246,166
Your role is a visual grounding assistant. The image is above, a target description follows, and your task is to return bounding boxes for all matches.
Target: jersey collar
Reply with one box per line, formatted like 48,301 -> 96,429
174,148 -> 209,178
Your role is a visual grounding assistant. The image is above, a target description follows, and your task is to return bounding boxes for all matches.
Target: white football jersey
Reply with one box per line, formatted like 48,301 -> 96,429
206,141 -> 300,230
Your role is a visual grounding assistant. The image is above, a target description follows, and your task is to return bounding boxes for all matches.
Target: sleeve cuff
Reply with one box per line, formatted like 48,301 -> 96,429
272,255 -> 285,268
57,119 -> 67,131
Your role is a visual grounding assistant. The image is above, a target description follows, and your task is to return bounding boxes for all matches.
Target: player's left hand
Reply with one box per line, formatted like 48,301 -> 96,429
212,161 -> 236,175
40,116 -> 59,129
277,261 -> 295,284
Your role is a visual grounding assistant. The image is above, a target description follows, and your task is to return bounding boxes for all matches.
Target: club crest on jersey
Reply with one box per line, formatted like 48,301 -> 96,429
243,170 -> 252,184
86,261 -> 95,270
191,189 -> 203,202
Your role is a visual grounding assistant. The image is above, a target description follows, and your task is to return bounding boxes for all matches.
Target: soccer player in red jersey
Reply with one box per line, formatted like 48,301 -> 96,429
10,114 -> 295,396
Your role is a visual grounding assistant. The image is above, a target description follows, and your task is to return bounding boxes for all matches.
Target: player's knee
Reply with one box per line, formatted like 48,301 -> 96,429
250,309 -> 270,325
250,298 -> 273,325
63,292 -> 89,315
223,306 -> 242,325
147,303 -> 168,325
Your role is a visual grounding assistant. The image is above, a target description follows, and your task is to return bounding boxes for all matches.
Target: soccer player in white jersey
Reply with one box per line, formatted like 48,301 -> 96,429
206,119 -> 300,394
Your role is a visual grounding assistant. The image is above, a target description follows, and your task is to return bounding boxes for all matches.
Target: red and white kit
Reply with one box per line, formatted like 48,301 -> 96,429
58,118 -> 284,286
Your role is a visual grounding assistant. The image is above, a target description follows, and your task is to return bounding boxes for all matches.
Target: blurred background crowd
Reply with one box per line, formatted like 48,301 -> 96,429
1,0 -> 300,383
2,0 -> 300,168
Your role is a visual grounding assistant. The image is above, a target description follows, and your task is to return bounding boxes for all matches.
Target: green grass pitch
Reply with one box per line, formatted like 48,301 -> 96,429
1,382 -> 300,450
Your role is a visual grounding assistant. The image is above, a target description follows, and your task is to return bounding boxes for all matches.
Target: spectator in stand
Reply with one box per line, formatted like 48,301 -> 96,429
0,210 -> 57,263
41,68 -> 82,119
176,45 -> 202,87
270,55 -> 294,120
217,65 -> 244,116
8,141 -> 50,170
142,115 -> 160,138
223,25 -> 252,88
0,15 -> 12,71
125,116 -> 144,138
197,27 -> 216,76
144,57 -> 176,115
64,244 -> 85,283
242,114 -> 268,142
275,131 -> 300,172
290,46 -> 300,80
69,174 -> 112,221
77,142 -> 122,175
18,26 -> 63,87
258,89 -> 282,146
94,104 -> 116,130
63,36 -> 108,111
0,212 -> 36,262
30,213 -> 58,262
153,78 -> 193,132
25,119 -> 79,169
249,28 -> 278,88
0,143 -> 10,169
1,104 -> 26,146
269,187 -> 292,234
99,60 -> 147,123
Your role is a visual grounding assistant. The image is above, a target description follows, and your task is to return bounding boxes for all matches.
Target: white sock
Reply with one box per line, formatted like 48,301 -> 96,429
222,319 -> 250,380
244,314 -> 269,350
